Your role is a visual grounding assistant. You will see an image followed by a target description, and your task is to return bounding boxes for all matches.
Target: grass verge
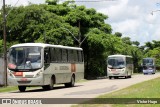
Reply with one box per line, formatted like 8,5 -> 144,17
0,86 -> 18,93
72,77 -> 160,107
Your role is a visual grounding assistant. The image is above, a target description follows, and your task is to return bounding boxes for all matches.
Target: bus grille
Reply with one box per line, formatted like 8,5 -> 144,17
25,75 -> 34,78
14,76 -> 23,78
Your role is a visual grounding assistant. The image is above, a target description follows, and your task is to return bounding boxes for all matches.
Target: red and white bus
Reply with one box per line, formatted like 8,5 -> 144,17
107,55 -> 133,79
7,43 -> 84,92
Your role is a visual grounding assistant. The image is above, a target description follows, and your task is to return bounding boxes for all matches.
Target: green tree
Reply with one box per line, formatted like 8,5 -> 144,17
144,47 -> 160,67
0,1 -> 144,78
46,0 -> 59,5
114,32 -> 122,37
145,41 -> 154,50
132,41 -> 140,47
122,37 -> 132,45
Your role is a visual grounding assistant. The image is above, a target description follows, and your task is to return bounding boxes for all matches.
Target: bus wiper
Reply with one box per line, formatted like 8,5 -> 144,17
26,61 -> 33,69
118,65 -> 125,69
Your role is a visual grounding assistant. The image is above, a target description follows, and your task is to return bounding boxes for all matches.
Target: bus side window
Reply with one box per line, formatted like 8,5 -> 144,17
50,48 -> 57,62
78,51 -> 83,62
73,50 -> 78,62
62,49 -> 67,62
126,57 -> 133,65
44,48 -> 50,63
54,48 -> 62,62
68,50 -> 72,62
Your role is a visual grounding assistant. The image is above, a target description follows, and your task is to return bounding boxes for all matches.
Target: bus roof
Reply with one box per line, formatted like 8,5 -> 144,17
10,43 -> 82,50
108,54 -> 132,58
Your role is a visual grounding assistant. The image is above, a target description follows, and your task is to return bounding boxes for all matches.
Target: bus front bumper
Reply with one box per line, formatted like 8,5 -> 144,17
7,76 -> 44,86
107,72 -> 128,77
143,69 -> 155,74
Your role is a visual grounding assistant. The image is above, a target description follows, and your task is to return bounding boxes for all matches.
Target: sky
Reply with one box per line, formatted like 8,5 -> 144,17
1,0 -> 160,45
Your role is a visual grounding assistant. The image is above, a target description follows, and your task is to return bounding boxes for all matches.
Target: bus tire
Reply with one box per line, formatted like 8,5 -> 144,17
18,86 -> 26,92
114,76 -> 118,79
65,75 -> 75,87
109,76 -> 112,79
125,76 -> 128,79
128,75 -> 131,78
42,76 -> 55,90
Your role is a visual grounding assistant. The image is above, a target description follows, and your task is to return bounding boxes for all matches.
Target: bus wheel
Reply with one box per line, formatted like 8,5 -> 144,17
48,76 -> 55,90
109,76 -> 112,79
18,86 -> 26,92
114,76 -> 118,79
42,76 -> 54,90
65,75 -> 75,87
127,75 -> 131,78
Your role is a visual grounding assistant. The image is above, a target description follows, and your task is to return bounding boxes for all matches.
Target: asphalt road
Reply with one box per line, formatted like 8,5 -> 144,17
1,73 -> 160,107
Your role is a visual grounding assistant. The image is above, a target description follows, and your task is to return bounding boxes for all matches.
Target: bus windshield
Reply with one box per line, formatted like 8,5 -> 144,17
8,47 -> 42,70
143,58 -> 154,66
108,57 -> 125,69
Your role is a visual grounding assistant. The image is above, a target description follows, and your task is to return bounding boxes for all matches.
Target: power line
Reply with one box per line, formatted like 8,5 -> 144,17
0,0 -> 20,26
5,0 -> 20,17
75,0 -> 116,2
61,0 -> 116,2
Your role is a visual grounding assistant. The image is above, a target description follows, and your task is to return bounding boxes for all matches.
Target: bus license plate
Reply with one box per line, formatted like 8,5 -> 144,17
111,69 -> 116,72
14,72 -> 23,76
21,78 -> 27,81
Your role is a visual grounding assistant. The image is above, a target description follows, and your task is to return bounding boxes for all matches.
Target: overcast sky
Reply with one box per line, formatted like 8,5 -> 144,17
1,0 -> 160,45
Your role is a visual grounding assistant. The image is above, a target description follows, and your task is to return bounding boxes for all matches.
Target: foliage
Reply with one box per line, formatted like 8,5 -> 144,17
144,40 -> 160,67
114,32 -> 122,37
0,1 -> 144,79
144,47 -> 160,67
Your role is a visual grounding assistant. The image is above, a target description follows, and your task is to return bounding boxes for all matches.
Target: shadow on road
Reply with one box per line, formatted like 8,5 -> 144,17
10,85 -> 83,93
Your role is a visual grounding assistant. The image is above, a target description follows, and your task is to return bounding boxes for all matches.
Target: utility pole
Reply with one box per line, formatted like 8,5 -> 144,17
3,0 -> 7,87
78,21 -> 81,47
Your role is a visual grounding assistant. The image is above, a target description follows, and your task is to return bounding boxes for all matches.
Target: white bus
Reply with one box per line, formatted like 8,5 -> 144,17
142,58 -> 156,74
7,43 -> 84,92
107,55 -> 133,79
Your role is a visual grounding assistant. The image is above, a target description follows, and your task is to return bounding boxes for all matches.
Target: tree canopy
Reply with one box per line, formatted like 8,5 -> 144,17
0,1 -> 156,78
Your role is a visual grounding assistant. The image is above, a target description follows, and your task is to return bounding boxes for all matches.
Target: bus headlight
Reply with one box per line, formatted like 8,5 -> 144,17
121,69 -> 125,72
107,69 -> 111,72
35,70 -> 42,77
8,71 -> 14,78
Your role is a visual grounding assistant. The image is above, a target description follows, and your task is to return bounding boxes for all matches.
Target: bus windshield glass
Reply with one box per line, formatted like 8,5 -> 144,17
108,57 -> 125,69
143,59 -> 154,66
8,47 -> 42,70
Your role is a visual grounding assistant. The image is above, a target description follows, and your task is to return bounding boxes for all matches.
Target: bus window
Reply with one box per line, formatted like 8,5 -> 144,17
68,50 -> 73,62
78,51 -> 83,62
62,49 -> 67,62
54,48 -> 62,62
44,48 -> 50,63
73,50 -> 78,62
50,48 -> 57,62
